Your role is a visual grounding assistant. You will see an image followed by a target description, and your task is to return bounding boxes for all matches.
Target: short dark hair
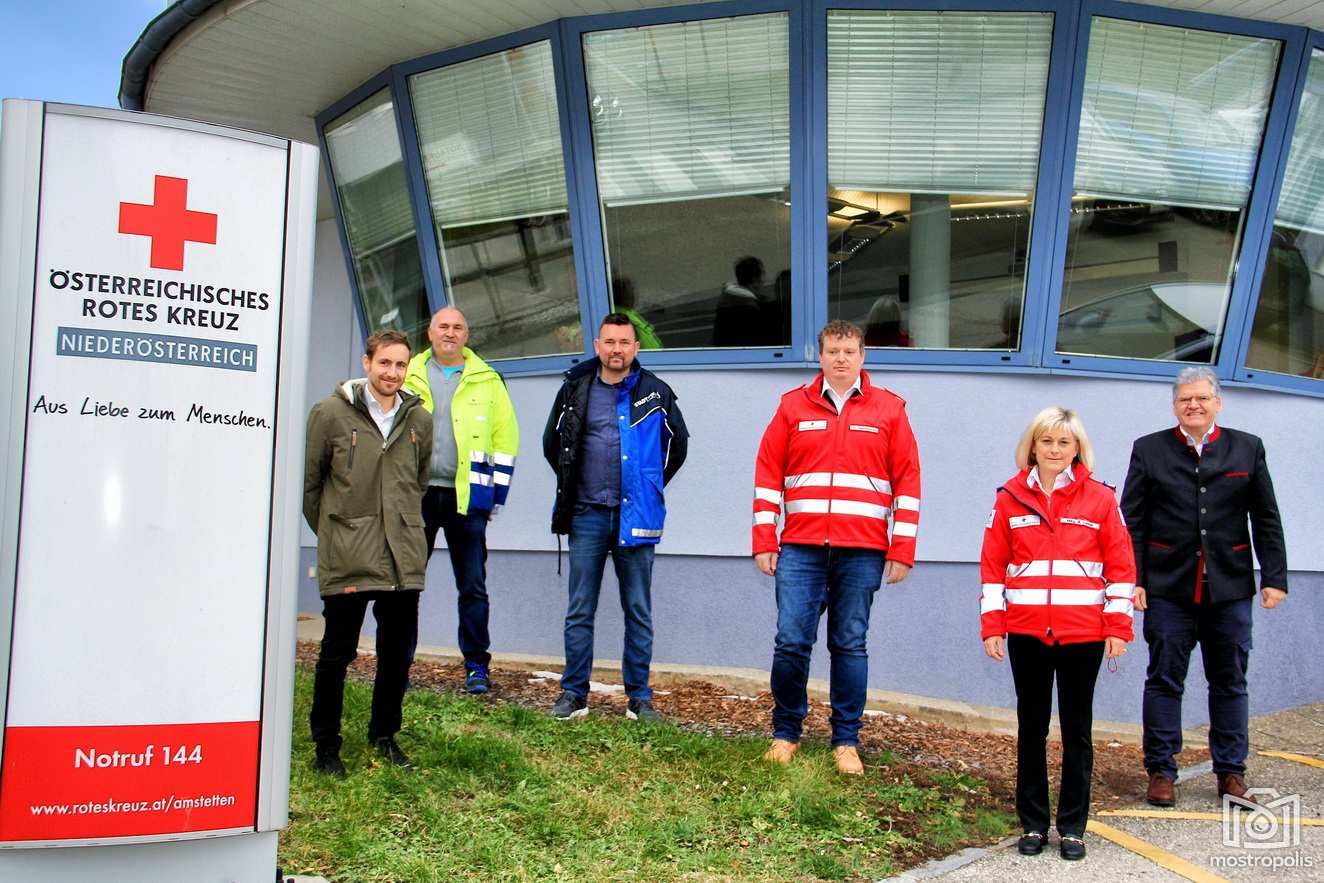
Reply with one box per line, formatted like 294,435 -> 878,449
365,329 -> 410,358
817,319 -> 864,350
598,312 -> 637,341
734,255 -> 764,287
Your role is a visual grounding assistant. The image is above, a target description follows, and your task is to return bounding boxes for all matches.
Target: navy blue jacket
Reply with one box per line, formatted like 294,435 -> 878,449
1121,425 -> 1287,603
542,358 -> 688,545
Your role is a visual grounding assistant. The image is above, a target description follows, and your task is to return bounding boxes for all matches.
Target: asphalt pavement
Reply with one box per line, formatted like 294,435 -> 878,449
886,702 -> 1324,882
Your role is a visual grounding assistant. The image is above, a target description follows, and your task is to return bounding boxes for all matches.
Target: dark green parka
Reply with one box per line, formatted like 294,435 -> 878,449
303,380 -> 432,596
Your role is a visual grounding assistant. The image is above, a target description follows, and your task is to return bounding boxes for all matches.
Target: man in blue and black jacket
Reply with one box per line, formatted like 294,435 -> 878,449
542,313 -> 689,721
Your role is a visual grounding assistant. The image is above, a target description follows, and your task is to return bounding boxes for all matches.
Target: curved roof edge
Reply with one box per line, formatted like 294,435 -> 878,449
118,0 -> 227,111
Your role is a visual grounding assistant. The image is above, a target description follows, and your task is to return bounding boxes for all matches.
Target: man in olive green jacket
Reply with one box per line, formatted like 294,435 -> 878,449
303,330 -> 432,777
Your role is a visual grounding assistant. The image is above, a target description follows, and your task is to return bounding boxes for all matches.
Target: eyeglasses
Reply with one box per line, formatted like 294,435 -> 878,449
1176,395 -> 1216,406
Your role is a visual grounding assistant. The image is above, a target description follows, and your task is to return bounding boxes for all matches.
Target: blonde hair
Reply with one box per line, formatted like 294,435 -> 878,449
1014,406 -> 1094,471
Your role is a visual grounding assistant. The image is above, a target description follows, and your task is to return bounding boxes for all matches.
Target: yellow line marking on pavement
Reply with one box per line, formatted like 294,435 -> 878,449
1087,819 -> 1229,883
1100,809 -> 1324,826
1259,750 -> 1324,770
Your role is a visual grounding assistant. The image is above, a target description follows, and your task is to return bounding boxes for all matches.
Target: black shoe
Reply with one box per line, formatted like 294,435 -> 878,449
373,737 -> 413,769
550,690 -> 588,720
626,698 -> 664,722
1017,831 -> 1046,856
314,749 -> 346,779
1059,835 -> 1086,861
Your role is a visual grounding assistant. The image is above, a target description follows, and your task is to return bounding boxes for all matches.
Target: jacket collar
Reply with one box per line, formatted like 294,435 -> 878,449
334,378 -> 421,416
802,369 -> 873,410
1172,424 -> 1221,451
1001,464 -> 1091,513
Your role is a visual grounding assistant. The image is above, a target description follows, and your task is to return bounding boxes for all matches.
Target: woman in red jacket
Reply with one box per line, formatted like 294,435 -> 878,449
979,406 -> 1136,862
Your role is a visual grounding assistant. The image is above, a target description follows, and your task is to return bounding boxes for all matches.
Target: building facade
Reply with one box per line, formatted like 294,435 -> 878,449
123,0 -> 1324,726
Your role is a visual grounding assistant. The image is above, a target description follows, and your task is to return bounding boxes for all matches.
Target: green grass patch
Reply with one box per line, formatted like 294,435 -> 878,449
279,671 -> 1012,882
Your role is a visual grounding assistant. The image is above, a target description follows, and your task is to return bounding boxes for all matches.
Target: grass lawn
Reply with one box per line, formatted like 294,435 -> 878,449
279,670 -> 1012,882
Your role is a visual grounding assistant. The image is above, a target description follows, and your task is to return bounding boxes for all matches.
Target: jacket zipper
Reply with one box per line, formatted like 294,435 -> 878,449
1046,491 -> 1055,640
349,428 -> 357,469
1008,482 -> 1056,639
826,395 -> 847,546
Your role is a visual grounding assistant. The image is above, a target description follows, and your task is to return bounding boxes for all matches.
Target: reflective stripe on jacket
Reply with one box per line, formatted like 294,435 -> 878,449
751,371 -> 921,562
403,347 -> 519,515
979,466 -> 1136,644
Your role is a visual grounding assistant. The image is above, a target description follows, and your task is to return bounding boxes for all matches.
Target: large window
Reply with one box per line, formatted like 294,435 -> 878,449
826,11 -> 1053,350
324,90 -> 430,350
1057,18 -> 1280,364
410,41 -> 581,360
1247,49 -> 1324,381
584,14 -> 792,350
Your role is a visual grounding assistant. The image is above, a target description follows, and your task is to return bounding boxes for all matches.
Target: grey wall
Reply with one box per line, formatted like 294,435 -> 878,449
487,368 -> 1324,572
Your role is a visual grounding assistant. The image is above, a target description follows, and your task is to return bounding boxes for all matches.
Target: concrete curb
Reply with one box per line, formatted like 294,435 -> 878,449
876,837 -> 1018,882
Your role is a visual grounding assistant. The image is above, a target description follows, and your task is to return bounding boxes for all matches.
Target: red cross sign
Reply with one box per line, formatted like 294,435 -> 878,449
118,175 -> 218,272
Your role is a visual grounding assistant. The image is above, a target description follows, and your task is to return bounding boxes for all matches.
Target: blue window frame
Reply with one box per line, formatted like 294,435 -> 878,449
810,0 -> 1078,371
1036,1 -> 1307,384
1232,32 -> 1324,395
314,0 -> 1324,399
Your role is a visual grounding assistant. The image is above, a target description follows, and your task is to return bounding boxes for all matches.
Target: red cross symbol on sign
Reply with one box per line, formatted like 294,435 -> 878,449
118,175 -> 218,272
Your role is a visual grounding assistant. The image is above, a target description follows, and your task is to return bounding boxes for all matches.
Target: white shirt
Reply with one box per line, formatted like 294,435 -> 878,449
365,387 -> 402,439
1181,424 -> 1217,456
1027,463 -> 1076,493
821,376 -> 862,414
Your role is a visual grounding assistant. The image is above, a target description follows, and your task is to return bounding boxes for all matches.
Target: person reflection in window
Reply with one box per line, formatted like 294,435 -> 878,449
714,255 -> 777,347
863,295 -> 913,349
612,276 -> 662,350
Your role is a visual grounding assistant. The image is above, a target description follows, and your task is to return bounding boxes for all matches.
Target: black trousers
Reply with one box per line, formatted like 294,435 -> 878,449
1007,634 -> 1105,836
309,590 -> 420,751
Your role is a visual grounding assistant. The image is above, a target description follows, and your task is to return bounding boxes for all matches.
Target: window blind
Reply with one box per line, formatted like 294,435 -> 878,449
410,40 -> 568,229
1074,17 -> 1280,211
325,91 -> 417,258
584,13 -> 790,206
1273,50 -> 1324,235
827,10 -> 1053,196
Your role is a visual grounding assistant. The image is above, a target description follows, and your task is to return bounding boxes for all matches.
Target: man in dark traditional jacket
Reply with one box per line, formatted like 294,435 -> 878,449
1121,366 -> 1287,807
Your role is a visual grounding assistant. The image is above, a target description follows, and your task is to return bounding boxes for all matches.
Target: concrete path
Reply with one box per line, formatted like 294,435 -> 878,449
887,703 -> 1324,882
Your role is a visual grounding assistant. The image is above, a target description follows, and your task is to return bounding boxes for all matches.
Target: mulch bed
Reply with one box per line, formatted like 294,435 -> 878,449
295,641 -> 1208,812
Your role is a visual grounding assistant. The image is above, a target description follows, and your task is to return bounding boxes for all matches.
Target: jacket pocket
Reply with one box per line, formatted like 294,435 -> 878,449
395,510 -> 429,585
322,513 -> 378,583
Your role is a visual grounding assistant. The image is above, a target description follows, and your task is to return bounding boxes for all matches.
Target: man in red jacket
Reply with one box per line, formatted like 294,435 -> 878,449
752,320 -> 921,775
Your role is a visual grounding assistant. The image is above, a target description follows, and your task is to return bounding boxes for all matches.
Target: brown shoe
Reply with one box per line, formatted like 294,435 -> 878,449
1146,772 -> 1176,807
834,745 -> 864,776
763,739 -> 799,764
1218,773 -> 1255,803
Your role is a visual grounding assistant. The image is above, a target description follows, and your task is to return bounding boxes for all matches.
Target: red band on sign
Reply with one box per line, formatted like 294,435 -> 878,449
0,721 -> 259,841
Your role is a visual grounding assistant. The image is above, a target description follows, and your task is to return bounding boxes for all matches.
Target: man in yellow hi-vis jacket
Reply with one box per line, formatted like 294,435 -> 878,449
404,306 -> 519,695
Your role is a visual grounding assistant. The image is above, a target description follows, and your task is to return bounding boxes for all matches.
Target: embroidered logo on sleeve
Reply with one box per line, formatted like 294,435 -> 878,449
985,508 -> 996,529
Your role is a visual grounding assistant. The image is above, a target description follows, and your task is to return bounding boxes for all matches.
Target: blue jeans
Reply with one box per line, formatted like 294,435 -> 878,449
1142,595 -> 1253,779
561,503 -> 656,700
423,486 -> 491,668
770,544 -> 884,747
